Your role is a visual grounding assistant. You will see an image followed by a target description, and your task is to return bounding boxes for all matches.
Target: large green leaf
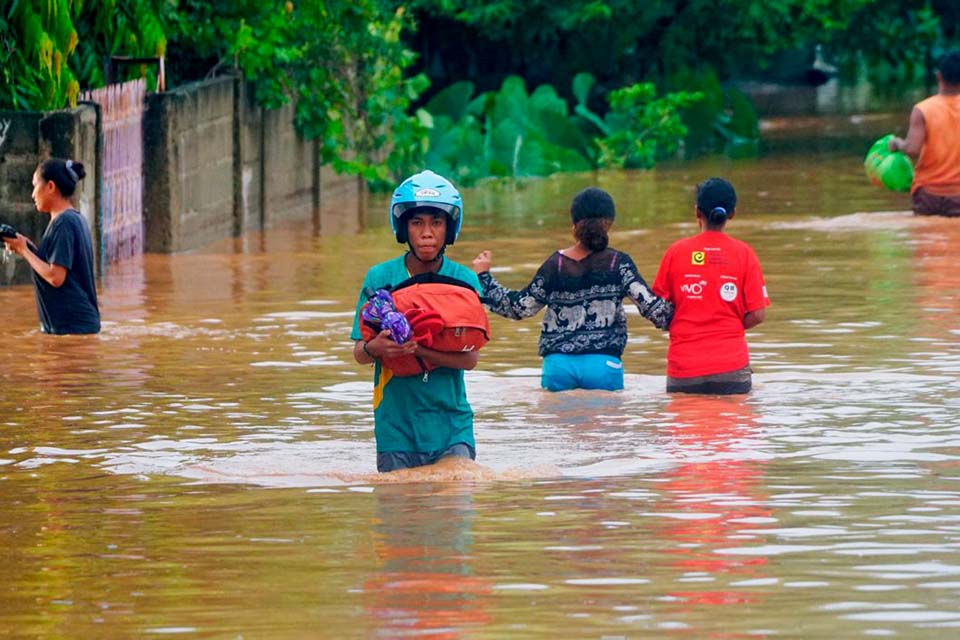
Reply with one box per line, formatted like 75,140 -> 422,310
488,75 -> 531,133
572,71 -> 594,107
424,80 -> 475,120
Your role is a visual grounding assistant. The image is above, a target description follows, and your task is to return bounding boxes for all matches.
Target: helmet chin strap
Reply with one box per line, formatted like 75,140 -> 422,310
408,244 -> 446,265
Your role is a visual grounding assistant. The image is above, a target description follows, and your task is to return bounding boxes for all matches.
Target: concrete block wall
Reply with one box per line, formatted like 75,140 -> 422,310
0,106 -> 99,285
236,80 -> 263,235
2,74 -> 364,278
262,103 -> 316,226
143,76 -> 236,253
318,165 -> 365,236
143,75 -> 362,252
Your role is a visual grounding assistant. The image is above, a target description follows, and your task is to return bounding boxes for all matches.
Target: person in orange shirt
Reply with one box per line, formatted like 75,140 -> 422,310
889,49 -> 960,216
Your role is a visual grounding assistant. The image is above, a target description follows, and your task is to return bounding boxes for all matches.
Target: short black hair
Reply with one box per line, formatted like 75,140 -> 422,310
570,187 -> 616,223
938,49 -> 960,85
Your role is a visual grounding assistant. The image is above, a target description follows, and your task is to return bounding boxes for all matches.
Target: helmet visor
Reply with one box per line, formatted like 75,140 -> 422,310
392,202 -> 461,223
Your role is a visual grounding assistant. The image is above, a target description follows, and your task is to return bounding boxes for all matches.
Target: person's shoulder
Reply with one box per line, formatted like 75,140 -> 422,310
721,234 -> 762,260
50,210 -> 73,224
664,235 -> 696,253
49,210 -> 84,233
538,250 -> 563,268
598,247 -> 632,267
362,255 -> 406,284
722,233 -> 755,250
441,258 -> 481,289
915,93 -> 958,114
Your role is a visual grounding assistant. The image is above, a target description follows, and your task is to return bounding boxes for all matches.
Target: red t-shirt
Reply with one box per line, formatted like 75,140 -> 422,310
653,231 -> 770,378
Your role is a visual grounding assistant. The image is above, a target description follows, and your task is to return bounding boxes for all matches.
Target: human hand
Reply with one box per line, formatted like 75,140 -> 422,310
3,234 -> 29,256
472,250 -> 492,274
367,329 -> 418,359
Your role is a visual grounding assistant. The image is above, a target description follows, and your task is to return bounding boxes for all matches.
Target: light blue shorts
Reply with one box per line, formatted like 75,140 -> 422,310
541,353 -> 624,392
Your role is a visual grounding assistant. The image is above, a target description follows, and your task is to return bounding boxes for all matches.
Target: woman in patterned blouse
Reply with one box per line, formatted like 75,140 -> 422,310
471,187 -> 673,392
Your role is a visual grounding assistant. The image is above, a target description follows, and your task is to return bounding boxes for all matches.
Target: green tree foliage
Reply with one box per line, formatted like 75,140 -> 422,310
167,0 -> 429,186
1,0 -> 81,110
72,0 -> 167,89
0,0 -> 166,111
592,83 -> 703,169
830,0 -> 942,84
666,68 -> 759,158
423,76 -> 594,184
422,73 -> 703,184
402,0 -> 952,91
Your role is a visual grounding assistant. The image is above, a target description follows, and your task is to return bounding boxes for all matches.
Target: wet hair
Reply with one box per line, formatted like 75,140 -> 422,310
38,158 -> 86,197
571,187 -> 616,224
938,50 -> 960,85
696,177 -> 737,229
574,217 -> 610,252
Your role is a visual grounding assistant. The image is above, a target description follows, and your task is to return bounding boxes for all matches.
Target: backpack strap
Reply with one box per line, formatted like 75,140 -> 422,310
391,272 -> 478,294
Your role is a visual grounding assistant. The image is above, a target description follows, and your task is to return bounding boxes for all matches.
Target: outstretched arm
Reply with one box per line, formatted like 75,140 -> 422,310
473,251 -> 548,320
478,271 -> 547,320
888,107 -> 925,160
623,259 -> 673,330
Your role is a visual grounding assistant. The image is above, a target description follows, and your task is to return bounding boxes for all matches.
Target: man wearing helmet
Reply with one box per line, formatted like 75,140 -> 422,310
351,170 -> 484,472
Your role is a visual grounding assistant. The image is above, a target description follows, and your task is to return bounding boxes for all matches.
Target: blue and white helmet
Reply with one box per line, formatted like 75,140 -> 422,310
390,170 -> 463,245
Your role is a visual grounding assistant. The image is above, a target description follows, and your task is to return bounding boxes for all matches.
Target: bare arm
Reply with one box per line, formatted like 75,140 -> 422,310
415,346 -> 479,371
744,308 -> 766,330
4,235 -> 66,287
888,107 -> 926,160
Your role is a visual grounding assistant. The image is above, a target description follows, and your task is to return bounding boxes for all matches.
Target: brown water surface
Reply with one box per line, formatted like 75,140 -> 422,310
2,116 -> 960,638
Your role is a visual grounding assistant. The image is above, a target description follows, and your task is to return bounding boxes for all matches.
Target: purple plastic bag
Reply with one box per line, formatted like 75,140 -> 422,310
362,289 -> 395,324
362,288 -> 411,344
382,310 -> 412,344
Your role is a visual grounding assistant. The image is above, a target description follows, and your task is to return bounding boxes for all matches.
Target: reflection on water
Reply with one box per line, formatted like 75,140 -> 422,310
365,485 -> 492,638
2,115 -> 960,636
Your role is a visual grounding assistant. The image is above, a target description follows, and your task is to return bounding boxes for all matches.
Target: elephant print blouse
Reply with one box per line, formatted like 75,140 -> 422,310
479,248 -> 673,357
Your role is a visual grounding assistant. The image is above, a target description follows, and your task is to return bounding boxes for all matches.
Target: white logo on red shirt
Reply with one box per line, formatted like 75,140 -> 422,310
720,282 -> 738,302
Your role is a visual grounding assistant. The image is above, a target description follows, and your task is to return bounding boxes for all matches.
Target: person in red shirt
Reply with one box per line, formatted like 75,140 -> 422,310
653,178 -> 770,394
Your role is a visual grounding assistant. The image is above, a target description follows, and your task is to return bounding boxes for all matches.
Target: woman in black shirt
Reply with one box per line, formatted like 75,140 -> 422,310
3,158 -> 100,335
471,187 -> 671,391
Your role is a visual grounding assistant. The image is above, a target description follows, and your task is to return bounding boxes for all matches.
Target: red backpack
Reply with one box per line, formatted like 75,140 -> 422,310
360,273 -> 491,377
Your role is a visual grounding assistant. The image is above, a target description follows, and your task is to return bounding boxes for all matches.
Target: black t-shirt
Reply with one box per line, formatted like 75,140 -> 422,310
32,210 -> 100,335
480,248 -> 673,357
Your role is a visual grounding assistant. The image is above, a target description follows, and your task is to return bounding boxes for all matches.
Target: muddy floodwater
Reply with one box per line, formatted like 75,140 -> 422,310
2,110 -> 960,638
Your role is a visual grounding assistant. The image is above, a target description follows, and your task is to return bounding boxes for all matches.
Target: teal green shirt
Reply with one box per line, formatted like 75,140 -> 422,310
352,255 -> 483,453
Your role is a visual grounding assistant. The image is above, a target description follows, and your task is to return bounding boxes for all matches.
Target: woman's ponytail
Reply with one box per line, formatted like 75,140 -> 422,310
570,187 -> 615,252
574,217 -> 610,252
706,206 -> 729,226
695,177 -> 737,230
